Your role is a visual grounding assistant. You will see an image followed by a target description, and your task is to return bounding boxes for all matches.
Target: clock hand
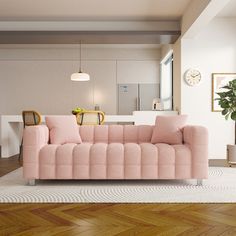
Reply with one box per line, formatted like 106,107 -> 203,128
192,73 -> 200,78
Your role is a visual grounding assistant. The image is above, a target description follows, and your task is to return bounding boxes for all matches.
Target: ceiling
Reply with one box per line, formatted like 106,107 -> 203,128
217,0 -> 236,17
0,0 -> 191,21
0,0 -> 192,44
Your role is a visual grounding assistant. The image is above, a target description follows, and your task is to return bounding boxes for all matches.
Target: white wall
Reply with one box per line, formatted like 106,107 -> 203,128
117,60 -> 159,84
179,18 -> 236,159
0,45 -> 160,116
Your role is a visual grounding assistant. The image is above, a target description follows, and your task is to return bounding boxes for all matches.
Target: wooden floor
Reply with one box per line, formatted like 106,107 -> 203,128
1,203 -> 236,235
0,155 -> 21,177
0,156 -> 236,235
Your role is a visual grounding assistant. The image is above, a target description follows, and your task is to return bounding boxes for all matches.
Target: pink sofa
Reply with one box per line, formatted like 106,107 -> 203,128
23,124 -> 208,185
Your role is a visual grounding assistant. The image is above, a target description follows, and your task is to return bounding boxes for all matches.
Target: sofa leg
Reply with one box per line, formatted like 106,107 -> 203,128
28,179 -> 36,186
197,179 -> 203,186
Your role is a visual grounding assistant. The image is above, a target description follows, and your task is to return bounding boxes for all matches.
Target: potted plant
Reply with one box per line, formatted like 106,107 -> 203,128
216,79 -> 236,166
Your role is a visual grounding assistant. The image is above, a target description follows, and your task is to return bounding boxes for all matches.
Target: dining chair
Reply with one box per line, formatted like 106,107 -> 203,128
76,110 -> 105,125
19,110 -> 42,161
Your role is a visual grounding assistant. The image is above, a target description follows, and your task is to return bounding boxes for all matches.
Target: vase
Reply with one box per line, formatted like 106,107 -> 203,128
227,144 -> 236,167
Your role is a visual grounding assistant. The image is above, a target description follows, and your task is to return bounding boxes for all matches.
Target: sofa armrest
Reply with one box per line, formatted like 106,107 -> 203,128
23,125 -> 49,180
183,125 -> 208,178
23,125 -> 49,147
183,125 -> 208,147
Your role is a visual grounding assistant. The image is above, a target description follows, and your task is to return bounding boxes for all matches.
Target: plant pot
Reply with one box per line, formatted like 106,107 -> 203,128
227,144 -> 236,166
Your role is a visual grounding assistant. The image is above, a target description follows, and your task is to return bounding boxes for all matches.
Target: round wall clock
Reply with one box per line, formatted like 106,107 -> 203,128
184,69 -> 202,86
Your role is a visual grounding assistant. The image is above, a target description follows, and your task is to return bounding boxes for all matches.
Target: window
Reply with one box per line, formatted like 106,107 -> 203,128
160,51 -> 173,110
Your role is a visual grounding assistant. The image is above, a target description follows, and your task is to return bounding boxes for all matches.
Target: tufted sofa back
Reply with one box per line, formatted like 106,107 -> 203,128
78,125 -> 154,144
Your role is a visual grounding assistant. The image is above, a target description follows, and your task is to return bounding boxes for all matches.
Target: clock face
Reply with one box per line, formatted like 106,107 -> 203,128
184,69 -> 201,86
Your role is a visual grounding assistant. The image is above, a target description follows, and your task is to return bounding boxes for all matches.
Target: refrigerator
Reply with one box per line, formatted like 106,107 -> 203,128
118,83 -> 159,115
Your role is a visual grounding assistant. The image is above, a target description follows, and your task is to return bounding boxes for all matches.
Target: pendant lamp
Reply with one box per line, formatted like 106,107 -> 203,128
71,41 -> 90,81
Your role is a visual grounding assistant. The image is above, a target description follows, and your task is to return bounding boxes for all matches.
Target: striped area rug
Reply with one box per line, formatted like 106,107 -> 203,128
0,167 -> 236,203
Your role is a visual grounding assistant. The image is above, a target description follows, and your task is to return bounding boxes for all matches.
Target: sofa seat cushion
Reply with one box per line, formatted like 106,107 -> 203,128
38,143 -> 192,179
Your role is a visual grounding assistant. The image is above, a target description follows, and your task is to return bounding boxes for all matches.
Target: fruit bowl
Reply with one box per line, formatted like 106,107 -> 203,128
72,107 -> 84,115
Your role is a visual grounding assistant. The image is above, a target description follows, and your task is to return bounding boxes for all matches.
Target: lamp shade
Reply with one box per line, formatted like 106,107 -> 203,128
71,72 -> 90,81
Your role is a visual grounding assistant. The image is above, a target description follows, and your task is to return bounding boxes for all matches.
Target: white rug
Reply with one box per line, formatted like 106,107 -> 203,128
0,167 -> 236,203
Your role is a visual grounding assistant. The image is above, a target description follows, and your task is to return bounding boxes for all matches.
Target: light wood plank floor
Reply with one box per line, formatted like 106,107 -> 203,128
1,203 -> 236,235
0,155 -> 21,177
0,156 -> 235,235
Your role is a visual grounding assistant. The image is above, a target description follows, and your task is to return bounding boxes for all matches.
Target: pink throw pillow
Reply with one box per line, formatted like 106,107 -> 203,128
46,115 -> 82,144
151,115 -> 188,145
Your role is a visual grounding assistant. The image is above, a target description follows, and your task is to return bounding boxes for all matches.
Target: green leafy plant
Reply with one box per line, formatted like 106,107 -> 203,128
216,79 -> 236,144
